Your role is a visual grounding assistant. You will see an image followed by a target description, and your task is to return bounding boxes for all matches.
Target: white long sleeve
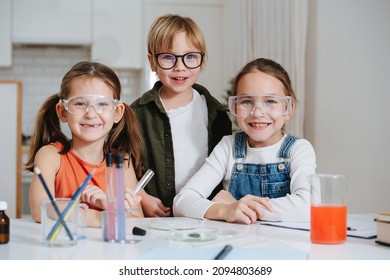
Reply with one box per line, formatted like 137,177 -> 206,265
173,134 -> 316,222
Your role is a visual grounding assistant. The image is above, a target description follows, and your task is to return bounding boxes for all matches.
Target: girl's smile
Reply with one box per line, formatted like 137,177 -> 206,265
248,121 -> 271,129
80,123 -> 102,129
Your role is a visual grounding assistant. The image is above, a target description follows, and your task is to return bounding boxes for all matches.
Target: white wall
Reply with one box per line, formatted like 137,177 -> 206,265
305,0 -> 390,213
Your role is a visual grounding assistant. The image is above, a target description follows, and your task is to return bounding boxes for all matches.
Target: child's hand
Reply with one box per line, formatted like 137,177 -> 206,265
140,191 -> 170,217
212,190 -> 236,203
242,194 -> 272,219
219,195 -> 273,224
124,190 -> 142,211
81,185 -> 107,210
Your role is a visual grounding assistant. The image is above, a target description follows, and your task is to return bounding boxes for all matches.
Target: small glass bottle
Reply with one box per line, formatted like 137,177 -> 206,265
0,201 -> 10,244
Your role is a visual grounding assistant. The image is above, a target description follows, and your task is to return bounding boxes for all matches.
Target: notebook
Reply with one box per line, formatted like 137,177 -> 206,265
139,246 -> 308,260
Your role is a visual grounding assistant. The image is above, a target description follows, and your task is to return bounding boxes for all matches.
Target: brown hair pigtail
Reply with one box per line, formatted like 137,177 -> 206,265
24,94 -> 69,172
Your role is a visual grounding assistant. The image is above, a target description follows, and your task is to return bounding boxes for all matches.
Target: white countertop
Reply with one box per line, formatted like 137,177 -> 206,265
1,214 -> 389,260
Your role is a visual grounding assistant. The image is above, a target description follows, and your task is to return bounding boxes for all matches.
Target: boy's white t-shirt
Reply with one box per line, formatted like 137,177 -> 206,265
164,89 -> 208,194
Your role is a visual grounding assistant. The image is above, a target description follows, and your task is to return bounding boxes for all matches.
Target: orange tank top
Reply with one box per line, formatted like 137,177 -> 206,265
52,142 -> 106,210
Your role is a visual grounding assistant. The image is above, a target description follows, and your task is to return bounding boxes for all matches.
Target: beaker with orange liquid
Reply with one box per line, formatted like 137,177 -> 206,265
309,174 -> 347,244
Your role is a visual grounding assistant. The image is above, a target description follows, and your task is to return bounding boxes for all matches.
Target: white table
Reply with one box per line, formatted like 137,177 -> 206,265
1,215 -> 389,260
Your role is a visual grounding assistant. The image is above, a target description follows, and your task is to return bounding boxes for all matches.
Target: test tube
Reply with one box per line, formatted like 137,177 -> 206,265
135,169 -> 154,195
104,152 -> 116,241
115,153 -> 126,241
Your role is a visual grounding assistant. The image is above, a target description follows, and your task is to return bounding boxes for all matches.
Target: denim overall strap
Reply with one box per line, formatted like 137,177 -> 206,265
233,132 -> 247,159
232,132 -> 247,171
278,134 -> 299,158
229,134 -> 299,200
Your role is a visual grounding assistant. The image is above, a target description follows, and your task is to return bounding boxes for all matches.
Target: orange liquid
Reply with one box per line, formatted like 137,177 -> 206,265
311,205 -> 347,244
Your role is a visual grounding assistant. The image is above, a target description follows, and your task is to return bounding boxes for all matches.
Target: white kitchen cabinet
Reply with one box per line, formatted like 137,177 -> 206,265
0,0 -> 12,66
92,0 -> 142,69
12,0 -> 92,45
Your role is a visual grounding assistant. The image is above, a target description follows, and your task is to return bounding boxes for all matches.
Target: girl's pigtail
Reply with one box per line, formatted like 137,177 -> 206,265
24,94 -> 69,172
105,104 -> 144,178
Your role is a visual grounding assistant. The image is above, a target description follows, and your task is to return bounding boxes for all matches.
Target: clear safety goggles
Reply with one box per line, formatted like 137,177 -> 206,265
59,95 -> 121,115
228,94 -> 292,118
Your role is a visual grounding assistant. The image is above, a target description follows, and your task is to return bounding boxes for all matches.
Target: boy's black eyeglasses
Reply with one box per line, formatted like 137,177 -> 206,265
154,52 -> 205,70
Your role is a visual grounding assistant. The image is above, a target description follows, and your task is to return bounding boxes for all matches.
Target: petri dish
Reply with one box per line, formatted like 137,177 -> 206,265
169,227 -> 218,242
218,230 -> 239,237
150,217 -> 201,231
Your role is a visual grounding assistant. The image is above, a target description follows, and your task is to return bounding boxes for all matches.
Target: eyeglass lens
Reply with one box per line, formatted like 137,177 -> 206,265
156,52 -> 203,69
230,95 -> 290,118
63,96 -> 117,115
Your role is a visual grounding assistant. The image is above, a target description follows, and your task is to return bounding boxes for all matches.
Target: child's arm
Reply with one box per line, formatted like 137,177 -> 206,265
212,190 -> 236,204
29,145 -> 61,223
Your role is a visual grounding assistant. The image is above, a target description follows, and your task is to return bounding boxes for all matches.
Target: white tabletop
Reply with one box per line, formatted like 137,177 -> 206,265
1,214 -> 389,260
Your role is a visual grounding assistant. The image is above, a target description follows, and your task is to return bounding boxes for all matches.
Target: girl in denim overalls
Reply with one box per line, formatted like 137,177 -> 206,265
174,58 -> 317,224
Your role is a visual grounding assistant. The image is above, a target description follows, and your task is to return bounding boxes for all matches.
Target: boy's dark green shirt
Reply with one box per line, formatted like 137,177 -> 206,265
130,81 -> 232,211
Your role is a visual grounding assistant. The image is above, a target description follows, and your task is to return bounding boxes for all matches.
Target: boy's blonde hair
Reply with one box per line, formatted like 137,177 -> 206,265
147,14 -> 207,70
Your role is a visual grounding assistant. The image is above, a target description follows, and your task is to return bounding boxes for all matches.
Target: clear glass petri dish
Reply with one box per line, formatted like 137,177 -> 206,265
150,217 -> 201,231
169,227 -> 218,242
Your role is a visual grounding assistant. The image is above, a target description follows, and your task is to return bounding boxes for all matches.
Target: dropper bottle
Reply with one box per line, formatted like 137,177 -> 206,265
0,201 -> 10,244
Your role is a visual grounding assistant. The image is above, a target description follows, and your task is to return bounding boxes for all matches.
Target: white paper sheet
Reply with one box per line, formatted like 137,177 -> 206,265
259,218 -> 376,239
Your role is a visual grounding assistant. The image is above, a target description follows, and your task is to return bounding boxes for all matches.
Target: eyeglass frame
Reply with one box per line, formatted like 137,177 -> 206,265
58,95 -> 122,115
228,94 -> 293,118
154,52 -> 205,70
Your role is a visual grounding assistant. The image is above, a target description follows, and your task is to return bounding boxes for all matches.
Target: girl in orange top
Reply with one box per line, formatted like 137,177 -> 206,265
25,61 -> 144,227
